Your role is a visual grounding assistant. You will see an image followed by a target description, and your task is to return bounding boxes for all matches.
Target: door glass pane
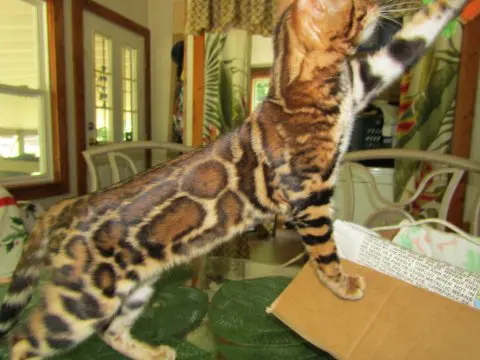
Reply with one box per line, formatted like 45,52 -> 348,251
0,93 -> 43,177
0,0 -> 44,89
93,33 -> 112,143
122,47 -> 137,141
251,78 -> 270,111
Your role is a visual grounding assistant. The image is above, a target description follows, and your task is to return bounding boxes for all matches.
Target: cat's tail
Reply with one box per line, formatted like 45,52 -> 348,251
0,215 -> 49,339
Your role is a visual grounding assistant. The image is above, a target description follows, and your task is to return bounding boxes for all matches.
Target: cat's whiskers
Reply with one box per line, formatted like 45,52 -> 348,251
380,1 -> 423,10
379,15 -> 403,26
381,8 -> 422,14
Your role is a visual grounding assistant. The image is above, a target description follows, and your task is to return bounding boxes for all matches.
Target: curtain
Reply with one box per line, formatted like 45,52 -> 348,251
394,8 -> 463,219
186,0 -> 275,37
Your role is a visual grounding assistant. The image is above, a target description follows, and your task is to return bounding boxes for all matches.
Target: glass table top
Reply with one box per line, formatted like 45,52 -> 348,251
0,256 -> 333,359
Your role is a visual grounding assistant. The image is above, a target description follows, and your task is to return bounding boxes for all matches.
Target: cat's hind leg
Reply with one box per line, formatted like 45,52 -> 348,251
98,282 -> 176,360
9,284 -> 102,360
291,188 -> 365,300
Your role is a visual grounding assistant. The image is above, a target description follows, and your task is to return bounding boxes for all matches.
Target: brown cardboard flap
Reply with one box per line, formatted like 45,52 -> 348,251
268,260 -> 480,360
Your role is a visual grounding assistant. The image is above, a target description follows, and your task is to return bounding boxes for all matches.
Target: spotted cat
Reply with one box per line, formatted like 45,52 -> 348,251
0,0 -> 468,359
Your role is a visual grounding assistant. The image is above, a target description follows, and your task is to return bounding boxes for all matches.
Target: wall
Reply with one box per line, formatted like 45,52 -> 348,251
148,0 -> 177,148
251,35 -> 274,68
90,0 -> 149,27
37,0 -> 151,209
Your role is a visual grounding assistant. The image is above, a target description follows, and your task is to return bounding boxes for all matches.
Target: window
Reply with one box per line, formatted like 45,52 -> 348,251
93,33 -> 113,144
250,69 -> 271,113
122,47 -> 138,142
90,38 -> 139,144
0,0 -> 68,199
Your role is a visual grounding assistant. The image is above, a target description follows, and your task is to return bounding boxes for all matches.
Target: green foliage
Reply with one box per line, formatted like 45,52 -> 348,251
0,267 -> 211,360
203,33 -> 248,142
0,266 -> 328,359
1,217 -> 28,253
394,40 -> 460,201
209,277 -> 332,360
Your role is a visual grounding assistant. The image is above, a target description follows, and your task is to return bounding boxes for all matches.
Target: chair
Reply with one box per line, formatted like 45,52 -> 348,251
82,140 -> 192,191
339,149 -> 480,236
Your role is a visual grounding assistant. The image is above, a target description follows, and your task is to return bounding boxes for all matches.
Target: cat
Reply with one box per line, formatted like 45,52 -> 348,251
0,0 -> 468,359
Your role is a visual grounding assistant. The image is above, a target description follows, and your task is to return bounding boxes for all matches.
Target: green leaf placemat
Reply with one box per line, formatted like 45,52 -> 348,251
0,266 -> 211,360
209,276 -> 332,359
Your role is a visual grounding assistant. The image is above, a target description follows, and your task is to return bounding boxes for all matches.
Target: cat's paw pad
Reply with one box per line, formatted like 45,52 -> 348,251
316,268 -> 366,301
152,345 -> 176,360
343,274 -> 365,300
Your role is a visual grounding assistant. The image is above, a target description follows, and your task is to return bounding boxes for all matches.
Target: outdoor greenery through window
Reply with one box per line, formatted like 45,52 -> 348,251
251,77 -> 270,112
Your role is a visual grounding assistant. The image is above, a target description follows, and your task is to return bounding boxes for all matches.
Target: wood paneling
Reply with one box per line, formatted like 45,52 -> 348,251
72,0 -> 87,196
192,33 -> 205,147
449,15 -> 480,228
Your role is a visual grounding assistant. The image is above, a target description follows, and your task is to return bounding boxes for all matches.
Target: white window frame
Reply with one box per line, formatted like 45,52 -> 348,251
0,0 -> 53,186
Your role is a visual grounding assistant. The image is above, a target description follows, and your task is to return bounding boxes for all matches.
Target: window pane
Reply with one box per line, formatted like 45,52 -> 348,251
95,71 -> 112,108
94,33 -> 111,73
0,0 -> 44,89
95,107 -> 112,143
0,93 -> 43,177
24,134 -> 40,157
93,33 -> 113,143
0,135 -> 19,158
252,78 -> 270,110
122,47 -> 138,141
123,111 -> 133,141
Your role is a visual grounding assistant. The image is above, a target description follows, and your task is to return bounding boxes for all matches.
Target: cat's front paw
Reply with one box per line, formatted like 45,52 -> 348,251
151,345 -> 176,360
316,268 -> 366,301
341,274 -> 366,300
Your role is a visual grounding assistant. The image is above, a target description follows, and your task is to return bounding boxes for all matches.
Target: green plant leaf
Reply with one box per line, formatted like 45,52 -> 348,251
51,284 -> 209,360
11,217 -> 24,226
6,242 -> 14,252
0,265 -> 210,360
59,334 -> 212,360
133,285 -> 209,341
394,43 -> 460,201
218,342 -> 331,360
209,277 -> 331,359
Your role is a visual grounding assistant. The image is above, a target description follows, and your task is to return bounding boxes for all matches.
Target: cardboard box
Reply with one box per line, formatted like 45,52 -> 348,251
268,260 -> 480,360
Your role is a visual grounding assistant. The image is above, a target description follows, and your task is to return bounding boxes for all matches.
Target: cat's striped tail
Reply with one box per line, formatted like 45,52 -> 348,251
0,216 -> 48,339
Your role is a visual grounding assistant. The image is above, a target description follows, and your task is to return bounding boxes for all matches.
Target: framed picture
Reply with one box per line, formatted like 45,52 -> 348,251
250,68 -> 271,113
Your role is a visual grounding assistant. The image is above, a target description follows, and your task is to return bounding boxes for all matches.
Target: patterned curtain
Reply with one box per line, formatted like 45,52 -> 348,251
186,0 -> 275,37
394,5 -> 463,219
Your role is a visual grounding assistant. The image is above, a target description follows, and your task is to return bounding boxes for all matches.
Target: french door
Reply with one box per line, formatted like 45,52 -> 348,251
83,12 -> 147,190
84,11 -> 146,147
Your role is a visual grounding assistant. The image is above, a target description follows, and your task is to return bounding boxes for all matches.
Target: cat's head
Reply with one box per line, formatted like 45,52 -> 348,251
288,0 -> 380,54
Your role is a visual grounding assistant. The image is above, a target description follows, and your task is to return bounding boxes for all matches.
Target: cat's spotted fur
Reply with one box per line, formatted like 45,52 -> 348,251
0,0 -> 468,359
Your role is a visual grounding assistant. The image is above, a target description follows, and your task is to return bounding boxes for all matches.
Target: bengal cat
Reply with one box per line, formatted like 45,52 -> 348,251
0,0 -> 467,359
